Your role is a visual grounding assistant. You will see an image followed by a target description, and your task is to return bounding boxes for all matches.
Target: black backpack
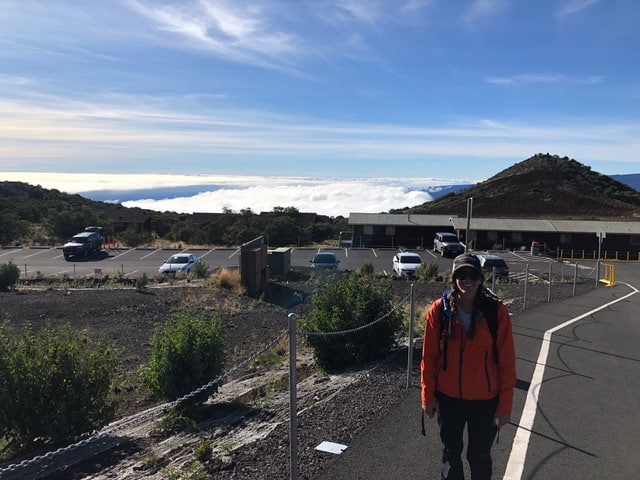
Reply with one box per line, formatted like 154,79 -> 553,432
439,288 -> 500,371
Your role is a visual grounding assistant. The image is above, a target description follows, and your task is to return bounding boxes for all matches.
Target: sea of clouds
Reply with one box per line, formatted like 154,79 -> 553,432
3,173 -> 470,218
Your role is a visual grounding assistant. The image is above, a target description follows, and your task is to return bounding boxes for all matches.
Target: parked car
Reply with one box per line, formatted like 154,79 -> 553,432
310,251 -> 340,269
62,229 -> 103,259
159,253 -> 201,274
433,232 -> 465,257
478,254 -> 509,281
392,252 -> 423,278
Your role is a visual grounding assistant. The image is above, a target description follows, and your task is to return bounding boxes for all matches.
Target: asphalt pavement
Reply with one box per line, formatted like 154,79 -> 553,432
313,264 -> 640,480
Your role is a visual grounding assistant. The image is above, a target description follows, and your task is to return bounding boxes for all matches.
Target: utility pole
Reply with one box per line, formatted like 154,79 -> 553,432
465,197 -> 473,253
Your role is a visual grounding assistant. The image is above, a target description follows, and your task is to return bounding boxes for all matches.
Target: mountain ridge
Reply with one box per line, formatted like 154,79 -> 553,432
399,154 -> 640,219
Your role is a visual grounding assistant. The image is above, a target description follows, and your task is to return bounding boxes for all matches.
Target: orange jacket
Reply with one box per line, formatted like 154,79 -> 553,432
420,297 -> 517,416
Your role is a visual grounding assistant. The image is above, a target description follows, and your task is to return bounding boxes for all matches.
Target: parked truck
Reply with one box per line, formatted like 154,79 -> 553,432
433,232 -> 465,257
63,227 -> 103,260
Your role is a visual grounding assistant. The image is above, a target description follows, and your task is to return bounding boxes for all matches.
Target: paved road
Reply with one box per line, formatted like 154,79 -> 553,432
313,263 -> 640,479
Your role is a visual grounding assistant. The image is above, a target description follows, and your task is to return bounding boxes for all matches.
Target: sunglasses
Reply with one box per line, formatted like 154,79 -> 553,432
455,270 -> 482,281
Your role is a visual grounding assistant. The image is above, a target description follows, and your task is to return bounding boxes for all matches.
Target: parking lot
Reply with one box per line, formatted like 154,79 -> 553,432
0,245 -> 596,285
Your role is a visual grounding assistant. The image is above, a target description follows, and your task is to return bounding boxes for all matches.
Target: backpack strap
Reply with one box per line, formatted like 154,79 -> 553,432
480,288 -> 500,364
439,290 -> 453,371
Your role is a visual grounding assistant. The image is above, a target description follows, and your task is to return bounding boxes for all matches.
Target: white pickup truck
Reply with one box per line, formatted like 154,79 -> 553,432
433,232 -> 465,257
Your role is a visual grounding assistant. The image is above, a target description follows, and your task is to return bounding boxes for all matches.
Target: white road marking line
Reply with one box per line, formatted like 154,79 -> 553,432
503,284 -> 639,479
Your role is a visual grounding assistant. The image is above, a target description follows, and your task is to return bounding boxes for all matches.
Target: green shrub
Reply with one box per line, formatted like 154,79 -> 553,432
0,261 -> 20,291
358,262 -> 375,276
0,324 -> 117,446
136,272 -> 149,292
194,438 -> 213,462
140,311 -> 226,402
300,273 -> 404,371
415,262 -> 439,281
192,262 -> 209,279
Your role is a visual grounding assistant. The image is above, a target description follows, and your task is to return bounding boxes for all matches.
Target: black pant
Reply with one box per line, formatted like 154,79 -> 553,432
435,392 -> 499,480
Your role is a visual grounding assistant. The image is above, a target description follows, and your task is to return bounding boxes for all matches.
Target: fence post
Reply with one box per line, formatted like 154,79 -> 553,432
523,264 -> 529,311
547,262 -> 552,303
573,262 -> 578,296
407,284 -> 416,388
288,313 -> 298,480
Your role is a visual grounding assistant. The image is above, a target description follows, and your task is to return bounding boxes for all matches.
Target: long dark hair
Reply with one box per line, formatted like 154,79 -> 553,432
447,272 -> 484,338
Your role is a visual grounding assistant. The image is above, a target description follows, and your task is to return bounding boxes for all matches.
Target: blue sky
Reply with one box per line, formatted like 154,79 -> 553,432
1,0 -> 639,216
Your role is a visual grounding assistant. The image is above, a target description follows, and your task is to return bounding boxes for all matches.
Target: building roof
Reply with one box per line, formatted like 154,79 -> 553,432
348,213 -> 640,235
349,213 -> 460,227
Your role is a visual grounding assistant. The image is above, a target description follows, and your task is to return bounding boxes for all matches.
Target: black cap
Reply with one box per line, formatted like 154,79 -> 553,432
452,253 -> 482,275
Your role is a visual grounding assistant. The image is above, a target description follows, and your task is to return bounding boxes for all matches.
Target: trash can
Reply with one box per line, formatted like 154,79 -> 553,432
530,241 -> 540,256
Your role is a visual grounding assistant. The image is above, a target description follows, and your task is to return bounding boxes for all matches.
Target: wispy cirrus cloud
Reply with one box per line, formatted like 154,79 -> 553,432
486,73 -> 604,86
125,0 -> 433,70
125,0 -> 300,70
555,0 -> 601,19
462,0 -> 509,25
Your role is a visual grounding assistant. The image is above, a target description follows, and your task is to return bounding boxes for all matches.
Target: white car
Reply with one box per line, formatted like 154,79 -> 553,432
392,252 -> 423,277
159,253 -> 201,274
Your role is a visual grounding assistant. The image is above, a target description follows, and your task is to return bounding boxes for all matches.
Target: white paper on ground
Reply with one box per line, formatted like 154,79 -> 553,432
315,441 -> 348,454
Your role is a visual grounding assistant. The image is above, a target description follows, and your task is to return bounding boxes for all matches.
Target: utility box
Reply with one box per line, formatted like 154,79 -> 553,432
267,247 -> 291,277
530,241 -> 541,255
240,236 -> 268,297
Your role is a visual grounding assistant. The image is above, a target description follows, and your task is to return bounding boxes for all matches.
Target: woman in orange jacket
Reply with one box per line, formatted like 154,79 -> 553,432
421,253 -> 516,480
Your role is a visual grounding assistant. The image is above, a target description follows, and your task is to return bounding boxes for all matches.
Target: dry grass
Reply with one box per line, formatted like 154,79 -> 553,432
207,268 -> 245,295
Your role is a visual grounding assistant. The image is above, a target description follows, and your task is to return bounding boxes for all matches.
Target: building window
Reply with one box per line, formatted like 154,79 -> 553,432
560,233 -> 571,244
364,225 -> 373,235
487,231 -> 498,242
512,232 -> 523,243
630,235 -> 640,247
386,225 -> 395,236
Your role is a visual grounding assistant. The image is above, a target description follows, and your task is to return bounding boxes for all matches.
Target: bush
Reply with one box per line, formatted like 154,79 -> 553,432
415,262 -> 439,281
140,311 -> 226,402
136,272 -> 149,292
192,262 -> 210,279
0,261 -> 20,291
0,324 -> 117,446
301,273 -> 404,371
358,261 -> 375,276
209,267 -> 244,293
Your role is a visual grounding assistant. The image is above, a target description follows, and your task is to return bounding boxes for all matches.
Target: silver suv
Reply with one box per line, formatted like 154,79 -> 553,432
433,232 -> 464,257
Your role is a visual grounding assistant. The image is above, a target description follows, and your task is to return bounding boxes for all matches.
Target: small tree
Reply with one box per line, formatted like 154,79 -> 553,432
0,324 -> 117,446
301,273 -> 404,371
0,261 -> 20,291
140,311 -> 225,402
